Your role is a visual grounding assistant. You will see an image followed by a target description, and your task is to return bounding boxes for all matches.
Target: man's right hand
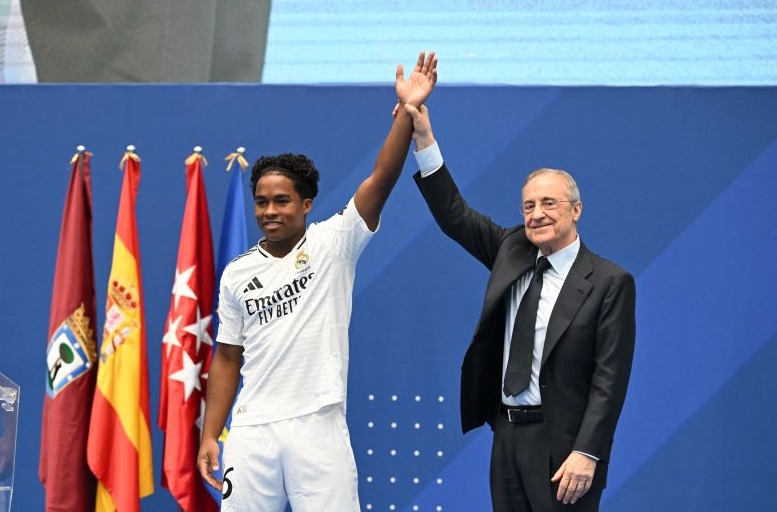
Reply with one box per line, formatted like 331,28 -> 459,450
404,104 -> 435,151
197,437 -> 223,491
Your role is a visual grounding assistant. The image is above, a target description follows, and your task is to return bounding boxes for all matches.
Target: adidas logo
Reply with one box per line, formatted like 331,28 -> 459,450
243,276 -> 263,293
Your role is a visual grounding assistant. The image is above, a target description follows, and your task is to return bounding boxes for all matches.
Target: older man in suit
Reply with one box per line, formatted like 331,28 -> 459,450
404,104 -> 636,512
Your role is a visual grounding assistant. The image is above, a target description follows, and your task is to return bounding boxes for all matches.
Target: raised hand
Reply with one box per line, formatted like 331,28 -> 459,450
395,51 -> 437,107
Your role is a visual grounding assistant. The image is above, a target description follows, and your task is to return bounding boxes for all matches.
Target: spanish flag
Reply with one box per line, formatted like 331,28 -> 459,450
87,147 -> 154,511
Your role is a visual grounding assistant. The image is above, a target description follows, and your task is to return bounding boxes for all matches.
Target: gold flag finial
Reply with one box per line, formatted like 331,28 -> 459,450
70,144 -> 92,165
185,146 -> 209,167
119,144 -> 140,169
225,146 -> 249,172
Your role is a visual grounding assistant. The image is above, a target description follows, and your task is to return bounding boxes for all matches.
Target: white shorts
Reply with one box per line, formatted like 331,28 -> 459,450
220,403 -> 360,512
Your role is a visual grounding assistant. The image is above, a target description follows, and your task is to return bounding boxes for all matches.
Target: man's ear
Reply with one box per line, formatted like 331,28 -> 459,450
573,200 -> 582,222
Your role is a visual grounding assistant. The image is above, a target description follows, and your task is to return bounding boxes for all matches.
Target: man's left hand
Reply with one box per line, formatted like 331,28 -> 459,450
551,451 -> 597,505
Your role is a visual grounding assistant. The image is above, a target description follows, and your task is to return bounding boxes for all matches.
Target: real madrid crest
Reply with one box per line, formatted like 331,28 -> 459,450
295,250 -> 309,269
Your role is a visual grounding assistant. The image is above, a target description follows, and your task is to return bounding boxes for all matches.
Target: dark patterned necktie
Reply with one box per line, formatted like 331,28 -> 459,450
503,256 -> 552,397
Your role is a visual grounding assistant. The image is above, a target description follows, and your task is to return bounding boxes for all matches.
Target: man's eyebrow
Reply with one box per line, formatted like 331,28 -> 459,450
523,196 -> 558,202
255,193 -> 292,199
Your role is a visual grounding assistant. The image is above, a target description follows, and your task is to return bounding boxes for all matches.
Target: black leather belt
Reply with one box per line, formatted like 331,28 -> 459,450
500,404 -> 543,424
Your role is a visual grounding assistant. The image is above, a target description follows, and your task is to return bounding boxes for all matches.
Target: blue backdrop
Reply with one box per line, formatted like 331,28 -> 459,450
1,85 -> 776,511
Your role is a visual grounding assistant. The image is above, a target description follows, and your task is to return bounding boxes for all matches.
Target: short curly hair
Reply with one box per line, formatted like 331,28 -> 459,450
250,153 -> 320,200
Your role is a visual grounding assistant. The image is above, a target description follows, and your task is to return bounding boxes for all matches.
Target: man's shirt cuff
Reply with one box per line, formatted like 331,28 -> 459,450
414,141 -> 443,177
573,450 -> 600,462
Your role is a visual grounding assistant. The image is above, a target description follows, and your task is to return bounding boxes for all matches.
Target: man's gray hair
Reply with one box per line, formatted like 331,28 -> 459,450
523,168 -> 581,202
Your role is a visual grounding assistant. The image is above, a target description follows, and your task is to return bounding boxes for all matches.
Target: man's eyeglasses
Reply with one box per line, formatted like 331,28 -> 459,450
520,199 -> 577,215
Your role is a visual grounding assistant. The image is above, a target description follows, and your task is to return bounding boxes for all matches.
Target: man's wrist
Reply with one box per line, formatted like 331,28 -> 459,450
573,450 -> 599,462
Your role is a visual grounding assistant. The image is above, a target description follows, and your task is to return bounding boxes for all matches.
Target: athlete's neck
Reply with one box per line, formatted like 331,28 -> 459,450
260,233 -> 304,258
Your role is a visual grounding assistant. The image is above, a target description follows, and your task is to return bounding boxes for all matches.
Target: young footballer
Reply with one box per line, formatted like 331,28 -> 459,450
197,51 -> 437,512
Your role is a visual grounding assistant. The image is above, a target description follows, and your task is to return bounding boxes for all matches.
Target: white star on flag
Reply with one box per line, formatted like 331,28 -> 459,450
162,315 -> 184,357
158,152 -> 218,511
172,265 -> 197,308
183,306 -> 213,353
168,350 -> 203,401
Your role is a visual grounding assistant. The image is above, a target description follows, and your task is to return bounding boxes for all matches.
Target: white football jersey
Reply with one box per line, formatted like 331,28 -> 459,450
217,197 -> 375,426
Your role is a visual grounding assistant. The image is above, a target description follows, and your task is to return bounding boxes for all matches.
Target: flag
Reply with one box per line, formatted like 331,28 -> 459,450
215,148 -> 250,335
39,147 -> 98,511
204,148 -> 250,504
87,147 -> 154,512
158,148 -> 217,511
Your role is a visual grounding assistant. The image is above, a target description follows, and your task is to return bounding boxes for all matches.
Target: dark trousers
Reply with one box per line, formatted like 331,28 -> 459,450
490,412 -> 602,512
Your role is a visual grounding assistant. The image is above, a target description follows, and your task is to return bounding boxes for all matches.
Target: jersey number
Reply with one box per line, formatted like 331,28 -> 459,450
222,467 -> 234,499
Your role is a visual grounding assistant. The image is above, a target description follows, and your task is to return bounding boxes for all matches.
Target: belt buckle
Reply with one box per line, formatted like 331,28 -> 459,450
507,408 -> 526,424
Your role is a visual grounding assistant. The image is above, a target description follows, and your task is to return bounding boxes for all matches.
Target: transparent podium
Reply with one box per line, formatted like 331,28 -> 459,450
0,372 -> 19,512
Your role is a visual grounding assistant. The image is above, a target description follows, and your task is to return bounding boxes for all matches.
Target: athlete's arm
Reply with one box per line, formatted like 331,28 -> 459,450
354,51 -> 437,231
197,342 -> 243,490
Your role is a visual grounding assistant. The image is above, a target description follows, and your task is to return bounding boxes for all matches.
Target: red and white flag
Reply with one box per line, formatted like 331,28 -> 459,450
158,148 -> 218,512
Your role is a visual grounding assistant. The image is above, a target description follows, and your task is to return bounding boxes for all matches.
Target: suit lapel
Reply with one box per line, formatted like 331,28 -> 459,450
480,234 -> 536,321
542,245 -> 594,366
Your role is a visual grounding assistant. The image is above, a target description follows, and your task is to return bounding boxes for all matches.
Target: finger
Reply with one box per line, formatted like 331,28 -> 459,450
404,103 -> 426,114
205,450 -> 221,473
203,472 -> 223,491
425,52 -> 436,75
555,478 -> 567,500
571,482 -> 589,504
416,51 -> 426,72
395,64 -> 405,84
563,480 -> 579,504
556,475 -> 573,502
403,103 -> 421,119
198,458 -> 214,485
421,52 -> 432,75
199,456 -> 223,491
204,448 -> 220,470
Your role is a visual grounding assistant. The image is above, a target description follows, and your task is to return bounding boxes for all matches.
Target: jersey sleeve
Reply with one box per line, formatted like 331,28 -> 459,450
215,271 -> 245,346
311,196 -> 375,262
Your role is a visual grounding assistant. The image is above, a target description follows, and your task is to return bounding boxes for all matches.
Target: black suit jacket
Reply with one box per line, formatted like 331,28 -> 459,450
415,165 -> 636,489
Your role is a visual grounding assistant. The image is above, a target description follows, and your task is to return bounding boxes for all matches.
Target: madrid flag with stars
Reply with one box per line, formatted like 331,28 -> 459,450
158,150 -> 218,511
